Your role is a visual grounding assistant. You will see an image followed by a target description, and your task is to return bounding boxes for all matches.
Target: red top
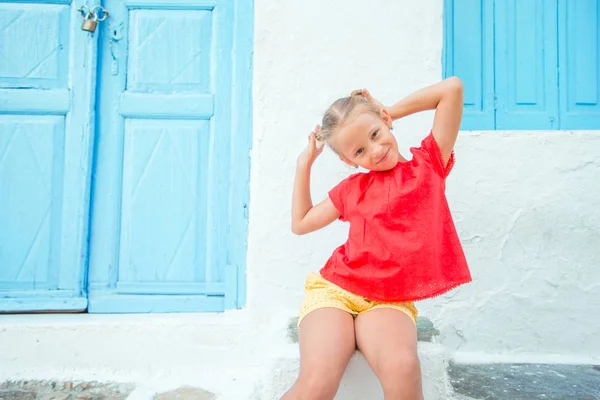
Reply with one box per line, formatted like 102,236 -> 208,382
320,132 -> 471,302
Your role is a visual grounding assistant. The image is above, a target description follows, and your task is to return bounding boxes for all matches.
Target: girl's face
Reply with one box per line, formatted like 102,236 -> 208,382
330,110 -> 400,171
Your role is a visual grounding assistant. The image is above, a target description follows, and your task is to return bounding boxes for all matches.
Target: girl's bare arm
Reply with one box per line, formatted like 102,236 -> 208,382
291,129 -> 341,235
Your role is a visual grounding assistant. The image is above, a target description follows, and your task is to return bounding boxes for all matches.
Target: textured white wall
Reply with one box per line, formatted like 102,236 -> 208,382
248,0 -> 600,361
428,131 -> 600,360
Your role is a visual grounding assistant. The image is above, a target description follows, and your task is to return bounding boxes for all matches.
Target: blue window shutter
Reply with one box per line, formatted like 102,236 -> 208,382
558,0 -> 600,129
494,0 -> 559,130
443,0 -> 494,130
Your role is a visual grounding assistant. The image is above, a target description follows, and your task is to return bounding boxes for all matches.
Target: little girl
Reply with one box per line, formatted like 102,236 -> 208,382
284,77 -> 472,400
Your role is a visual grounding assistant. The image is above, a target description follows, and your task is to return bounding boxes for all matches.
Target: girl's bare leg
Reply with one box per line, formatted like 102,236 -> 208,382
355,308 -> 423,400
281,308 -> 355,400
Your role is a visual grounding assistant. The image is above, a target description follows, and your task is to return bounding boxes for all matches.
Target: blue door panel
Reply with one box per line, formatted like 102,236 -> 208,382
118,119 -> 211,286
558,0 -> 600,129
443,0 -> 495,130
0,2 -> 70,90
0,1 -> 96,312
494,0 -> 559,130
0,116 -> 65,290
87,0 -> 251,313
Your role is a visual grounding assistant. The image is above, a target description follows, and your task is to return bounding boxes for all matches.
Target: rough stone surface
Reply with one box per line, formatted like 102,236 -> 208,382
416,317 -> 440,342
287,317 -> 299,344
0,391 -> 35,400
39,392 -> 70,400
287,316 -> 439,343
153,386 -> 216,400
0,381 -> 134,400
448,362 -> 600,399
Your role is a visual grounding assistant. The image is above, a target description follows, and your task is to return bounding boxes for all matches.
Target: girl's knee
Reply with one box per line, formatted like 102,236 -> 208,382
294,371 -> 341,400
378,348 -> 421,381
378,351 -> 423,399
375,349 -> 423,399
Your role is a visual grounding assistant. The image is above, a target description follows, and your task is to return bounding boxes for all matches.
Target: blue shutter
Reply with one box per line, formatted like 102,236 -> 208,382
443,0 -> 495,130
558,0 -> 600,129
494,0 -> 559,130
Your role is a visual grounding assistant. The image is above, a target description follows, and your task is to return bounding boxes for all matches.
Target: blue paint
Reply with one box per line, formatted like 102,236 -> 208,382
126,0 -> 217,9
1,0 -> 253,313
0,1 -> 97,312
2,1 -> 71,4
0,2 -> 70,89
443,0 -> 600,130
206,0 -> 233,287
116,282 -> 226,295
0,89 -> 70,114
87,0 -> 252,313
128,10 -> 213,94
119,93 -> 214,119
117,120 -> 211,285
87,293 -> 224,313
227,0 -> 254,308
494,0 -> 559,129
0,297 -> 87,313
443,0 -> 495,130
558,0 -> 600,129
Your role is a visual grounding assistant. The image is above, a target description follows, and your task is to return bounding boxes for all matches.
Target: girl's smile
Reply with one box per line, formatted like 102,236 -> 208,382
377,148 -> 390,165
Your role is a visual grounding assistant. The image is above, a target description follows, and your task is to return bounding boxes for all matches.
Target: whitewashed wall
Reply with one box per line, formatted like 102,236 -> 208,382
248,0 -> 600,361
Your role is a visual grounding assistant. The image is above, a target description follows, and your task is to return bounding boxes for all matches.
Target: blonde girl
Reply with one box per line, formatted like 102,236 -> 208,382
284,77 -> 471,400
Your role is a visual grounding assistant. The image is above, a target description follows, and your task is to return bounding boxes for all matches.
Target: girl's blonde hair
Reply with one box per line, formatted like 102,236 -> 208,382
316,92 -> 382,152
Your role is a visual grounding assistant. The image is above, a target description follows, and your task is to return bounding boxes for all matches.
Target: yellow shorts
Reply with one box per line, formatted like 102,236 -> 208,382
298,272 -> 418,327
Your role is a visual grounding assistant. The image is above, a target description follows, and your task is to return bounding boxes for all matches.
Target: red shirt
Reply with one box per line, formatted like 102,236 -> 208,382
320,132 -> 471,302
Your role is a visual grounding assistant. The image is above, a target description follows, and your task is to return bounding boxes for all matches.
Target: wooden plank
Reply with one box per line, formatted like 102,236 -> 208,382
119,92 -> 214,119
0,89 -> 69,114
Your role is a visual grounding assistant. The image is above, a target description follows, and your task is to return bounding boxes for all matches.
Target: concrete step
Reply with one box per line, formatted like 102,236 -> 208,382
255,342 -> 453,400
252,316 -> 451,400
0,314 -> 452,399
122,316 -> 453,399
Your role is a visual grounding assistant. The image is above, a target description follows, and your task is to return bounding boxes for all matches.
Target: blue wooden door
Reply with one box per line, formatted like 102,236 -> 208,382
0,1 -> 97,311
87,0 -> 252,312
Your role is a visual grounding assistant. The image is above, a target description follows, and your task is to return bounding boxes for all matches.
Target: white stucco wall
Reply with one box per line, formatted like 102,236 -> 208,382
428,131 -> 600,361
248,0 -> 600,361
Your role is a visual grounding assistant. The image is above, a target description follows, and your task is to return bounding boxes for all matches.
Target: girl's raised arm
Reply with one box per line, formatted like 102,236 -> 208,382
291,127 -> 341,235
429,77 -> 464,164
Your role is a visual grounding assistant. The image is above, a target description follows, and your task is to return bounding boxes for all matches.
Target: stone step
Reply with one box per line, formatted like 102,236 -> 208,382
448,362 -> 600,400
121,317 -> 451,399
0,314 -> 451,399
256,342 -> 453,400
252,316 -> 450,400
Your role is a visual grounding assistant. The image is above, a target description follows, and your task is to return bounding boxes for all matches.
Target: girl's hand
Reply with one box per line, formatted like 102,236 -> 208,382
297,125 -> 325,167
352,88 -> 385,111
